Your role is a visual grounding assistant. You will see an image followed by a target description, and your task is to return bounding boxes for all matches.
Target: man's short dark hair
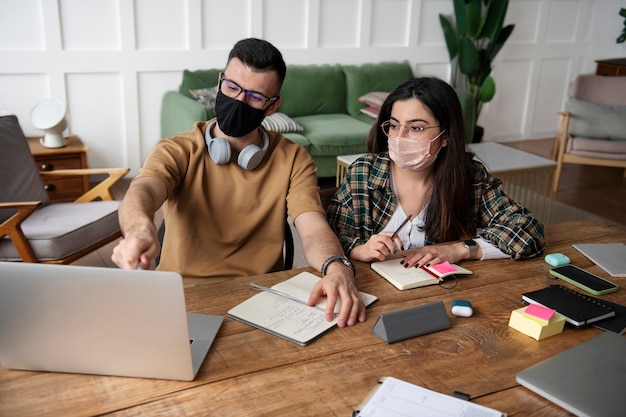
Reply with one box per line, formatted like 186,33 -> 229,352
228,38 -> 287,86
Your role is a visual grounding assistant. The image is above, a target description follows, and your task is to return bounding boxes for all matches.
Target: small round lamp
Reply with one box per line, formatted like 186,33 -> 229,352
30,98 -> 67,148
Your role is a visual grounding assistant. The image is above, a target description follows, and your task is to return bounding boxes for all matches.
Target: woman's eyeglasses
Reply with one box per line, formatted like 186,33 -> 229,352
380,120 -> 442,141
219,73 -> 279,110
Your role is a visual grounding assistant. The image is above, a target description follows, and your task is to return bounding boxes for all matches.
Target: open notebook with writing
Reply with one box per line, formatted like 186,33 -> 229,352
228,272 -> 377,346
371,258 -> 472,290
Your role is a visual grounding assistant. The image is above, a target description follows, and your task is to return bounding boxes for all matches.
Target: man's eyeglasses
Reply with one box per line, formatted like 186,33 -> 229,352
380,120 -> 442,141
219,73 -> 279,110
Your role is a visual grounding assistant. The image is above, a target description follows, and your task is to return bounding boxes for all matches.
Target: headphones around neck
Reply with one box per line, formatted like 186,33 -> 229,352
204,123 -> 269,170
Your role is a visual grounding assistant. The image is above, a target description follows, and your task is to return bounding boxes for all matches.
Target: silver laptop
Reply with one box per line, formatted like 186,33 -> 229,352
516,331 -> 626,417
0,262 -> 223,381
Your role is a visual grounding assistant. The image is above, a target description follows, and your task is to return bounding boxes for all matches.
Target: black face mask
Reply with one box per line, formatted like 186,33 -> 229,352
214,91 -> 266,137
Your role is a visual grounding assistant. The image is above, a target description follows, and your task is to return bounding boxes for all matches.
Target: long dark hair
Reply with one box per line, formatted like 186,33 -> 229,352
367,76 -> 476,241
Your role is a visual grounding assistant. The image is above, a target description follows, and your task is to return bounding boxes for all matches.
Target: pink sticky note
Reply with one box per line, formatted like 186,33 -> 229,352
429,262 -> 457,275
524,304 -> 556,322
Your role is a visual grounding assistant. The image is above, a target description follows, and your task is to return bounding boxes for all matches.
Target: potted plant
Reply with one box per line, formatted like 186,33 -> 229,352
439,0 -> 515,142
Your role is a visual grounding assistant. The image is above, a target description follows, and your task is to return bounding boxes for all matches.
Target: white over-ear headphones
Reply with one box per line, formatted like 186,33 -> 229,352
204,123 -> 269,170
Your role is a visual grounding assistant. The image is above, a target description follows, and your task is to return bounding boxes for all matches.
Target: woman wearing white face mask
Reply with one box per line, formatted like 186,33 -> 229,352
327,77 -> 545,267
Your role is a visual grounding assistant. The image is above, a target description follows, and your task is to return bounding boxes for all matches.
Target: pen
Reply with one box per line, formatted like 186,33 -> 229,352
250,283 -> 329,314
391,213 -> 413,240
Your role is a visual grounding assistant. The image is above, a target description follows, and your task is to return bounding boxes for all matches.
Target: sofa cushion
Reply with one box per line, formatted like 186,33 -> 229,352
358,91 -> 389,108
566,98 -> 626,141
282,133 -> 311,150
343,61 -> 414,118
293,114 -> 371,155
262,113 -> 304,133
179,69 -> 221,98
358,91 -> 390,119
189,86 -> 218,107
279,64 -> 346,117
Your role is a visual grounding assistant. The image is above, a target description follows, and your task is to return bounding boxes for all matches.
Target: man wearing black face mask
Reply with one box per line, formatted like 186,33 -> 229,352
112,38 -> 366,328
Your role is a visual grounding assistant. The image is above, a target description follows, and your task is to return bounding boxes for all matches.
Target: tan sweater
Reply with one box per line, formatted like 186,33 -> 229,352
137,121 -> 322,278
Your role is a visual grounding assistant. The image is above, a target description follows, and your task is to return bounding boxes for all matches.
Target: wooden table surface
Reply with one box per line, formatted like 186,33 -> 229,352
1,218 -> 625,417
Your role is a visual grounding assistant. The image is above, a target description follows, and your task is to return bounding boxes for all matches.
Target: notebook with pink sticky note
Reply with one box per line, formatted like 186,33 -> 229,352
371,258 -> 473,290
524,304 -> 556,325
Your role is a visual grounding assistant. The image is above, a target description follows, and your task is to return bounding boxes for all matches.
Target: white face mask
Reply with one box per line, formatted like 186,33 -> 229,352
388,130 -> 445,171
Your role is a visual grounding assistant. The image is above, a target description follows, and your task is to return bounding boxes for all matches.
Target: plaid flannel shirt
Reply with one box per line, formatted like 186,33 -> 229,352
327,153 -> 545,260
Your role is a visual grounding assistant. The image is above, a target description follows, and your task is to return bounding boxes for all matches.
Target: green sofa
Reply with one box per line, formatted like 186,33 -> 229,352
160,61 -> 475,177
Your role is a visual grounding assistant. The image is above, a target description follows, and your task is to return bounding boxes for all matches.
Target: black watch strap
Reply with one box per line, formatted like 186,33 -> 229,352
321,255 -> 356,277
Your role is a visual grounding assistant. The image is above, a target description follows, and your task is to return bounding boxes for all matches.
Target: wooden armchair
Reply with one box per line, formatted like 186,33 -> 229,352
551,74 -> 626,192
0,115 -> 129,264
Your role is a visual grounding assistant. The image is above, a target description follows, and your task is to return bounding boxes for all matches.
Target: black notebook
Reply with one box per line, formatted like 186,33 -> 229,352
521,285 -> 615,327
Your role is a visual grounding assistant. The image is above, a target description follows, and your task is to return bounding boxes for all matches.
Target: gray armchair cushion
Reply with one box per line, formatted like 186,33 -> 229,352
566,136 -> 626,160
0,201 -> 120,261
566,98 -> 626,141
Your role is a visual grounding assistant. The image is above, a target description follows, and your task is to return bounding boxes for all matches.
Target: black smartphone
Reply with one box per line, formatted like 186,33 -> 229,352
549,265 -> 619,295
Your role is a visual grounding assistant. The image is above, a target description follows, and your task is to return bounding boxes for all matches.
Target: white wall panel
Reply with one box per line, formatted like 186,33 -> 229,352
481,59 -> 532,139
0,0 -> 45,50
419,0 -> 450,46
60,0 -> 121,50
135,0 -> 188,50
370,0 -> 411,47
203,0 -> 251,49
507,0 -> 541,44
531,58 -> 570,133
414,62 -> 448,82
137,71 -> 182,161
545,0 -> 581,43
265,0 -> 308,48
0,74 -> 51,134
65,73 -> 125,168
319,0 -> 361,47
1,0 -> 624,171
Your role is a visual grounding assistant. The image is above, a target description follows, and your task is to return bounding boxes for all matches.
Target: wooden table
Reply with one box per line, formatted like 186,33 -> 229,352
1,218 -> 624,416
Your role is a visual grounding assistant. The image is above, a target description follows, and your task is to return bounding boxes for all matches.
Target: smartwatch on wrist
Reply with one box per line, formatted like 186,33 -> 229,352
321,255 -> 356,277
464,239 -> 478,260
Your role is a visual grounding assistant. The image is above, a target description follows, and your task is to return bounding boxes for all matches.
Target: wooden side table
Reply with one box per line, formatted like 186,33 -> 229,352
595,58 -> 626,76
27,135 -> 89,202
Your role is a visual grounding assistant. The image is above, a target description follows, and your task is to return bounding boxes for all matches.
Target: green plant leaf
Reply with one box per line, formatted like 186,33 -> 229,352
620,7 -> 626,18
477,75 -> 496,102
458,36 -> 480,76
453,0 -> 469,35
439,14 -> 459,59
487,24 -> 515,61
465,0 -> 482,37
480,0 -> 509,43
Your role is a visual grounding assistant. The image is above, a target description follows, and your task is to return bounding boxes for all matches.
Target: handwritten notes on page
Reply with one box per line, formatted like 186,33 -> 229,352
355,377 -> 504,417
227,272 -> 377,346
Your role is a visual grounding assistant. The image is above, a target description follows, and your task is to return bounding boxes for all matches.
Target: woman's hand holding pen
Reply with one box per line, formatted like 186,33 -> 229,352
350,232 -> 404,262
349,214 -> 411,262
